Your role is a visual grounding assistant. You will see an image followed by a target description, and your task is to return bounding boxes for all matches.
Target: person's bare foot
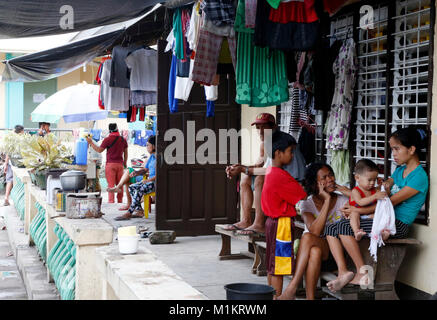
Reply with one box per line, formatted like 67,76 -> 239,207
349,272 -> 371,286
354,229 -> 366,241
327,271 -> 355,292
381,229 -> 390,241
107,186 -> 122,193
276,287 -> 297,300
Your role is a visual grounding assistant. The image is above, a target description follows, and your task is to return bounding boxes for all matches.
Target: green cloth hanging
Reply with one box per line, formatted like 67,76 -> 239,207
234,0 -> 289,107
173,9 -> 184,60
330,149 -> 350,186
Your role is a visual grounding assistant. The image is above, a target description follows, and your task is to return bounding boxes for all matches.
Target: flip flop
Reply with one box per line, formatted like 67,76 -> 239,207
223,224 -> 244,231
114,214 -> 132,221
131,212 -> 144,218
236,229 -> 265,237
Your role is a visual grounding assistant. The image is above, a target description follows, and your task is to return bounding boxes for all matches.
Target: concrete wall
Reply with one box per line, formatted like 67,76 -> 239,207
397,3 -> 437,294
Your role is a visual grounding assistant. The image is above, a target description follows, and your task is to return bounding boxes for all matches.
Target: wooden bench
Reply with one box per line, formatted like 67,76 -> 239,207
320,237 -> 422,300
254,220 -> 421,300
215,224 -> 266,275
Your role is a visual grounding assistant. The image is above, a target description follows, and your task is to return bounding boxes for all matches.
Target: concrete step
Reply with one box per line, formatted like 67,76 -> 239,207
1,204 -> 60,300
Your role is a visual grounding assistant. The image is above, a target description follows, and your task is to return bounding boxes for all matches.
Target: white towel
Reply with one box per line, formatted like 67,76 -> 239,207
369,186 -> 396,262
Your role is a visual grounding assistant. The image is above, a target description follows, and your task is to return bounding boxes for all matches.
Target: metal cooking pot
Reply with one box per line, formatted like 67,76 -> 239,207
60,170 -> 87,191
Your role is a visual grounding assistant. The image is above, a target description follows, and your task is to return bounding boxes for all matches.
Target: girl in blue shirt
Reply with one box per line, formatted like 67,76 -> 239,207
331,127 -> 429,290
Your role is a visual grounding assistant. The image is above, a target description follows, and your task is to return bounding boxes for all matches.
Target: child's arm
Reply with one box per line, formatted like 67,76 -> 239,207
351,188 -> 386,207
336,184 -> 352,197
341,202 -> 376,218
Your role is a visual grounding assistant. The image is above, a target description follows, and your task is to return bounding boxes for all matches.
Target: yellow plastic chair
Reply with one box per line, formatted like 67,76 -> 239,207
142,175 -> 155,218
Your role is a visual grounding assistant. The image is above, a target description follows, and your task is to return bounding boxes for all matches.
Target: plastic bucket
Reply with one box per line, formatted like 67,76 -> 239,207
224,283 -> 276,300
118,234 -> 140,254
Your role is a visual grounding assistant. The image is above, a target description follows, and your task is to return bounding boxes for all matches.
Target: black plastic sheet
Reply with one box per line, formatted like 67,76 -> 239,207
0,0 -> 163,39
1,30 -> 123,82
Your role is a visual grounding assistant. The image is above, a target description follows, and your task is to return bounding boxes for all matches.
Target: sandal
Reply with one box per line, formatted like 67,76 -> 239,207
3,199 -> 10,206
114,214 -> 132,221
131,211 -> 144,218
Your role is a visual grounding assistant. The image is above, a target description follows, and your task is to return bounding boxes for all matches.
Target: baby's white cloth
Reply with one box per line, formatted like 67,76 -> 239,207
369,186 -> 396,262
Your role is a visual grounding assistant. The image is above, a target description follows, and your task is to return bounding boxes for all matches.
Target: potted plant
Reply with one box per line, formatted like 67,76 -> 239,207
20,133 -> 73,189
0,131 -> 28,168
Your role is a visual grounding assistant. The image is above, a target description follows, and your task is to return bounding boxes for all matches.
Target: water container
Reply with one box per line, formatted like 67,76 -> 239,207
75,138 -> 88,165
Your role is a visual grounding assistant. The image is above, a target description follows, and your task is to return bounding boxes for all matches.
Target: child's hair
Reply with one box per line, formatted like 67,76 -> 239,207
271,130 -> 296,159
354,159 -> 379,175
304,163 -> 335,196
390,126 -> 427,160
147,135 -> 156,146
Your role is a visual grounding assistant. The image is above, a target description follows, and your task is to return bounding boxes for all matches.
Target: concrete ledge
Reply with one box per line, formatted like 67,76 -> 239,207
2,204 -> 59,300
96,243 -> 207,300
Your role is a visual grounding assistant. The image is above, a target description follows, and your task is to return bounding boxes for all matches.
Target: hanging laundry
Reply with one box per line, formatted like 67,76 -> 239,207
325,38 -> 358,150
190,25 -> 237,86
206,100 -> 215,117
169,55 -> 179,113
130,91 -> 157,106
139,107 -> 146,122
312,39 -> 343,111
201,0 -> 237,28
187,1 -> 201,55
280,85 -> 301,141
234,0 -> 289,107
125,48 -> 158,92
101,60 -> 130,111
245,0 -> 257,28
173,8 -> 185,60
95,56 -> 111,110
254,0 -> 320,51
330,149 -> 350,186
109,44 -> 142,88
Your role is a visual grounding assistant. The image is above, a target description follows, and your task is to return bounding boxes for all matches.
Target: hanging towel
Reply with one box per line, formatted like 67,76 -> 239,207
369,186 -> 396,262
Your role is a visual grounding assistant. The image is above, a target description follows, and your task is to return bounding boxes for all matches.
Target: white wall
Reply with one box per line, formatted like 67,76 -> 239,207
396,2 -> 437,294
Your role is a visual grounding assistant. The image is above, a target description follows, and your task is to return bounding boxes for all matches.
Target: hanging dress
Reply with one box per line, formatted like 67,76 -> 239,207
325,38 -> 358,150
235,0 -> 289,107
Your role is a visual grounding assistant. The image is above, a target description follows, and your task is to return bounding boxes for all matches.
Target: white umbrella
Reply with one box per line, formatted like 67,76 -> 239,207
31,83 -> 108,123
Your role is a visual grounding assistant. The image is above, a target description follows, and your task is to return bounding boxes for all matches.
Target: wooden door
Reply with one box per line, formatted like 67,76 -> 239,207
155,40 -> 241,236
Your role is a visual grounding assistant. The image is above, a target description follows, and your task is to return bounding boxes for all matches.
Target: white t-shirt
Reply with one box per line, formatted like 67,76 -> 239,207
299,194 -> 348,234
125,48 -> 158,91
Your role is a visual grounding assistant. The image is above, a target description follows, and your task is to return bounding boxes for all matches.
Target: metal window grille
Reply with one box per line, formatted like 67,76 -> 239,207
281,0 -> 433,224
355,4 -> 389,177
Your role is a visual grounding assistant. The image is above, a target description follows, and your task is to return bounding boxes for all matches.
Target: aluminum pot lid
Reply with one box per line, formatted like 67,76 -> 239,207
60,170 -> 87,177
